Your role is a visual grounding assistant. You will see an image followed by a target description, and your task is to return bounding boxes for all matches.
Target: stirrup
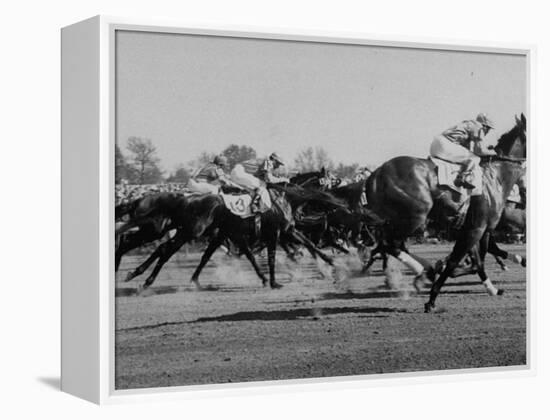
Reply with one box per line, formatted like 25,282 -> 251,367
254,214 -> 261,237
455,173 -> 475,190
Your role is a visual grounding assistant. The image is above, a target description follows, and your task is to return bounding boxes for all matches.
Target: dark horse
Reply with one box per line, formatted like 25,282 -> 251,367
290,167 -> 339,190
115,193 -> 187,271
116,193 -> 224,285
188,185 -> 341,289
291,172 -> 381,251
366,114 -> 526,308
119,185 -> 341,290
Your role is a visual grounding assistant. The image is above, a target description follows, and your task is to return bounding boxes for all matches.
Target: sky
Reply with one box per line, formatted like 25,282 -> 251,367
115,30 -> 526,173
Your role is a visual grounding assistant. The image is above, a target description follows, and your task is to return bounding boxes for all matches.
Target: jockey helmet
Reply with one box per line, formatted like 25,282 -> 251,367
269,152 -> 285,166
476,113 -> 495,129
213,155 -> 228,167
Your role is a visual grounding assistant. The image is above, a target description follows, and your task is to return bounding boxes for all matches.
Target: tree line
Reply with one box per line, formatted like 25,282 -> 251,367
116,136 -> 374,185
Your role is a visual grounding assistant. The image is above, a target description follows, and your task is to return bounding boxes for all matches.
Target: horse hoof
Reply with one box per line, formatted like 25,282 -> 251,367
497,289 -> 505,296
413,273 -> 428,293
424,302 -> 434,313
434,259 -> 444,274
270,282 -> 283,289
125,273 -> 134,282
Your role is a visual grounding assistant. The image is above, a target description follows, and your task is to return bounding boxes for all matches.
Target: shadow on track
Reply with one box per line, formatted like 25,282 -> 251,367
115,284 -> 220,297
192,306 -> 407,323
117,305 -> 408,332
321,290 -> 411,300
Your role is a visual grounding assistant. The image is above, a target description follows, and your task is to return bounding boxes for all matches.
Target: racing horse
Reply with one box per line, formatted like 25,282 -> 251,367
290,168 -> 339,190
188,184 -> 342,289
115,192 -> 188,271
363,207 -> 527,275
291,172 -> 382,252
121,184 -> 343,290
366,114 -> 526,307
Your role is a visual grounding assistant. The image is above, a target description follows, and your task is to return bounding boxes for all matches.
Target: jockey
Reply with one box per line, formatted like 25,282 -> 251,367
354,166 -> 372,183
187,155 -> 235,194
430,113 -> 497,189
231,152 -> 289,212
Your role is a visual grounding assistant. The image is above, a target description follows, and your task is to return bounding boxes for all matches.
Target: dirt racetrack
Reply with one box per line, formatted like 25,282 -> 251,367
115,243 -> 527,390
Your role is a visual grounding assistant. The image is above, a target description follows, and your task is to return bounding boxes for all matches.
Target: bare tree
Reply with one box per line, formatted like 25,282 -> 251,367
166,165 -> 191,184
293,146 -> 334,172
115,143 -> 131,184
188,151 -> 217,174
126,137 -> 163,184
221,144 -> 257,169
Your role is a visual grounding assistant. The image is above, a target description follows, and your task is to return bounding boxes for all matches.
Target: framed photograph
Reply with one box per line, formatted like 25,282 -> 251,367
61,16 -> 531,404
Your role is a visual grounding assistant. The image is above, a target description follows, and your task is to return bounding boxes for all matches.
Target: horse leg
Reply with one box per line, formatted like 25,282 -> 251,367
407,252 -> 436,283
381,251 -> 388,271
115,236 -> 129,272
291,229 -> 334,265
267,233 -> 283,289
476,231 -> 504,296
488,235 -> 526,267
326,236 -> 350,254
445,247 -> 480,278
425,227 -> 491,312
494,254 -> 508,271
140,231 -> 190,290
190,234 -> 224,289
279,239 -> 300,262
234,237 -> 270,286
362,242 -> 383,272
116,227 -> 164,273
424,256 -> 460,312
361,250 -> 378,273
385,241 -> 430,293
124,242 -> 166,283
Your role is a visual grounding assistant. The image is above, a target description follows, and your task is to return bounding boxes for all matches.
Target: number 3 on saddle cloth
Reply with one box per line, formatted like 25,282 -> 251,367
220,188 -> 272,218
429,156 -> 480,228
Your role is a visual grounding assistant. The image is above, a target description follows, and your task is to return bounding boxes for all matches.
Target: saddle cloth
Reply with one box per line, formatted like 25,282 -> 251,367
220,189 -> 272,218
429,157 -> 481,196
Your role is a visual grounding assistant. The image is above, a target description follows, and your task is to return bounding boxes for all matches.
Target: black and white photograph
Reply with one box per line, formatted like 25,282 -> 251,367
113,29 -> 527,390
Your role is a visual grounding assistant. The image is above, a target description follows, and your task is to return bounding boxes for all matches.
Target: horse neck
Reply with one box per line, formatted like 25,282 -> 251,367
299,175 -> 323,189
488,161 -> 524,202
333,181 -> 364,208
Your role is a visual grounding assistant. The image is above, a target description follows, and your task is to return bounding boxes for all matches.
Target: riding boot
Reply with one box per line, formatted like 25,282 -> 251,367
251,188 -> 261,213
455,170 -> 475,189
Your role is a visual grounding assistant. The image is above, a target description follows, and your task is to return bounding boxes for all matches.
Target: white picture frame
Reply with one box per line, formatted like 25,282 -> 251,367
61,15 -> 534,404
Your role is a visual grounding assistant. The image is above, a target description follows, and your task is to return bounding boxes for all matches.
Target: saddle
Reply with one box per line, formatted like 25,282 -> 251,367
429,157 -> 475,230
429,157 -> 478,195
220,189 -> 272,218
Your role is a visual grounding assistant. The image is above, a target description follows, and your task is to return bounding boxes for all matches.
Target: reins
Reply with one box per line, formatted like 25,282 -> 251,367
484,155 -> 526,165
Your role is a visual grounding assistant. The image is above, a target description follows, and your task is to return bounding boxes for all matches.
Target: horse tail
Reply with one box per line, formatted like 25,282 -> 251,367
115,198 -> 141,220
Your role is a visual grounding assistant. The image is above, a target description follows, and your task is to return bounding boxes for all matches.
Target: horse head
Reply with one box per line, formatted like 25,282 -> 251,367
495,113 -> 527,160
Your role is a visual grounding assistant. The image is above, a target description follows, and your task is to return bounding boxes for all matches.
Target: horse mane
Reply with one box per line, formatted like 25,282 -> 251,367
329,179 -> 366,208
267,183 -> 346,210
289,170 -> 324,185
